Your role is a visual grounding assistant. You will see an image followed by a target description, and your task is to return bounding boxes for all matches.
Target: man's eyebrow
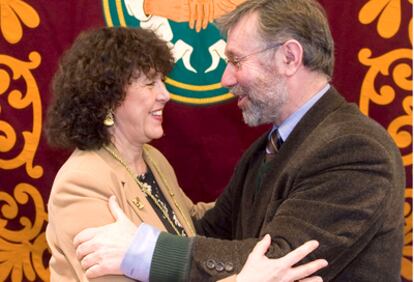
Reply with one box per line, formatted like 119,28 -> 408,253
224,49 -> 238,58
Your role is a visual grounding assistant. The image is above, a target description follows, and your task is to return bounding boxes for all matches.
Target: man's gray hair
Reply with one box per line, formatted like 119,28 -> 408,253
216,0 -> 335,78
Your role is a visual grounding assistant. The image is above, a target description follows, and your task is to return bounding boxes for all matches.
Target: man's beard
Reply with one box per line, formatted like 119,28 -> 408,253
232,74 -> 288,126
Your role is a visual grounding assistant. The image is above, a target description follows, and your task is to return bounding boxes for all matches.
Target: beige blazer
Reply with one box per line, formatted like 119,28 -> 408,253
46,144 -> 212,282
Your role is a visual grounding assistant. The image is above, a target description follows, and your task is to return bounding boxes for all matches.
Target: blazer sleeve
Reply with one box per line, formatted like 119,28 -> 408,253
46,168 -> 137,282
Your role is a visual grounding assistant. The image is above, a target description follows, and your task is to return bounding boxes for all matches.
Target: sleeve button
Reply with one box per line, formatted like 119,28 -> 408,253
206,259 -> 216,270
224,262 -> 234,272
215,262 -> 225,272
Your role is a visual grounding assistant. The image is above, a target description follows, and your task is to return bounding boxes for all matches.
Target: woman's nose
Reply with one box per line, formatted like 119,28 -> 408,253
158,82 -> 170,102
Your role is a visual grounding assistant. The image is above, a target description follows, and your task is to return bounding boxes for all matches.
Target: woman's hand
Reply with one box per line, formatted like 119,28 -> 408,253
237,234 -> 328,282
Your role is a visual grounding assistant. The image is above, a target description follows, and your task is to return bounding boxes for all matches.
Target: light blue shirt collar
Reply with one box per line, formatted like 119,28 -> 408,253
269,84 -> 330,141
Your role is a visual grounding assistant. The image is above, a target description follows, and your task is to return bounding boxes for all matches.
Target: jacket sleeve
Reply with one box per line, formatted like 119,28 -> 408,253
47,168 -> 137,282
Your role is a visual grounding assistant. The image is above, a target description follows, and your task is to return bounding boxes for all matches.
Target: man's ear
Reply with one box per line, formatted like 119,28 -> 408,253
279,39 -> 303,76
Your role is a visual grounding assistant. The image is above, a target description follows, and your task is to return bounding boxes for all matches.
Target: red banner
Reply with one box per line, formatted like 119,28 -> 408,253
0,1 -> 411,281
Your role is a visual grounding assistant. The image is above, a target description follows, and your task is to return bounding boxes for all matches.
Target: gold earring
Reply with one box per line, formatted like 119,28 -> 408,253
103,111 -> 114,126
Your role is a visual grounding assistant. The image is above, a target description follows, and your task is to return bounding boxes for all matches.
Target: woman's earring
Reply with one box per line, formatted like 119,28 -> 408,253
103,111 -> 114,126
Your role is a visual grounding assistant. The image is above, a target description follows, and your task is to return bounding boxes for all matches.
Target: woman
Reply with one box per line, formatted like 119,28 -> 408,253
45,26 -> 326,281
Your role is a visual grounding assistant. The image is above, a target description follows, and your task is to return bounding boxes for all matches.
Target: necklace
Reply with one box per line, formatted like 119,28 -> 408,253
103,144 -> 192,236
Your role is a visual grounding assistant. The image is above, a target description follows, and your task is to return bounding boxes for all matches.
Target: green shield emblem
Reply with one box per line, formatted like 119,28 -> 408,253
102,0 -> 233,105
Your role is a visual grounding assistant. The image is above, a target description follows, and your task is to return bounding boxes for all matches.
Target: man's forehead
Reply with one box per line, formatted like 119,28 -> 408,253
225,12 -> 261,56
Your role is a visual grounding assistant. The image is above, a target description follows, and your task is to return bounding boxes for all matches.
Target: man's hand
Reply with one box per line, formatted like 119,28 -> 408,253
237,234 -> 328,282
73,196 -> 138,278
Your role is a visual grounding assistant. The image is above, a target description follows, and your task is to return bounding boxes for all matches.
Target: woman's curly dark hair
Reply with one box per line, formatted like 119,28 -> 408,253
45,27 -> 174,150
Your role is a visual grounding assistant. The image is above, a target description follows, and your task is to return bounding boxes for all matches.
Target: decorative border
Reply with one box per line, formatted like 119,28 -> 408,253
358,0 -> 412,279
0,1 -> 49,281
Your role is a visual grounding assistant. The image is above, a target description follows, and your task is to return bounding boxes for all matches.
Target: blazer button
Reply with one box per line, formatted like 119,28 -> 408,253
224,262 -> 234,272
206,259 -> 216,270
215,262 -> 225,272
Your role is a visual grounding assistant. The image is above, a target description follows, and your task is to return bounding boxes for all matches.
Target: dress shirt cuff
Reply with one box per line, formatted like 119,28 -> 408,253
121,223 -> 160,281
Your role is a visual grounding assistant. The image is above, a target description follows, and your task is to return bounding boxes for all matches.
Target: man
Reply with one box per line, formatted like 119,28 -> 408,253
74,0 -> 405,281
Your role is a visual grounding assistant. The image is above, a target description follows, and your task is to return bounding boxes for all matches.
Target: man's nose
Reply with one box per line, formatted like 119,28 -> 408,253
221,63 -> 237,89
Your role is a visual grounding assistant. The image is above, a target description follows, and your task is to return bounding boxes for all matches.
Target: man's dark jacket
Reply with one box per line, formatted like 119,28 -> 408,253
150,87 -> 405,282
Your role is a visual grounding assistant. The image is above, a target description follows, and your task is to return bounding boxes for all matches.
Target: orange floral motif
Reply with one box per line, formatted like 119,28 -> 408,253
0,52 -> 44,179
387,96 -> 412,166
0,183 -> 49,281
0,1 -> 47,281
0,0 -> 40,44
358,0 -> 412,280
359,0 -> 402,38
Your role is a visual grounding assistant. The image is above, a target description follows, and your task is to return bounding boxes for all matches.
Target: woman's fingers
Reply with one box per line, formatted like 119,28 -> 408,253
299,276 -> 323,282
290,259 -> 328,281
249,234 -> 272,258
278,240 -> 327,282
280,240 -> 320,266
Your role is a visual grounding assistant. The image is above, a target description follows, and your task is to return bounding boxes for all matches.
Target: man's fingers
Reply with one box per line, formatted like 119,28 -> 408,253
80,252 -> 98,271
84,255 -> 122,278
290,259 -> 328,281
73,227 -> 98,248
75,238 -> 100,261
281,240 -> 320,265
250,234 -> 271,258
108,195 -> 127,221
84,263 -> 109,279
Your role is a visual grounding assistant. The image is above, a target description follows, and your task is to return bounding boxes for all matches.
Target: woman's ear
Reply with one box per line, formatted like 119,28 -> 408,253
279,39 -> 303,76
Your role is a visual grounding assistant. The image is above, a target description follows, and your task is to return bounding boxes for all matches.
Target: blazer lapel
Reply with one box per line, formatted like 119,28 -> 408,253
278,87 -> 345,157
99,147 -> 168,232
251,88 -> 347,231
122,170 -> 168,232
263,87 -> 346,180
143,145 -> 196,236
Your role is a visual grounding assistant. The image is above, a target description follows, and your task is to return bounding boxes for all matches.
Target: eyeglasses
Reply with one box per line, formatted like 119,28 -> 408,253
225,42 -> 284,70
